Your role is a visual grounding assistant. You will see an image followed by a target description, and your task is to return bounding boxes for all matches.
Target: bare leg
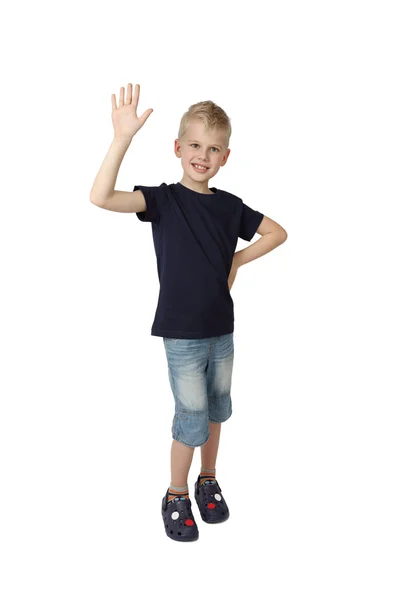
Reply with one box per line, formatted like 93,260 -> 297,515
200,422 -> 221,470
170,439 -> 195,487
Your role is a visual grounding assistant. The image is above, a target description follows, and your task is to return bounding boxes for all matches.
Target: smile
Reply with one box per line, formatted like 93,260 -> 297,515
192,164 -> 209,172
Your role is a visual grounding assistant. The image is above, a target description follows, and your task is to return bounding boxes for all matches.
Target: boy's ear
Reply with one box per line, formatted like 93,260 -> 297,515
174,138 -> 182,157
220,148 -> 231,166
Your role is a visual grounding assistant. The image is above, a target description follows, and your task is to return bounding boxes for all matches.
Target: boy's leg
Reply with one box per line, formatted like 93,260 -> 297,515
200,421 -> 221,471
170,439 -> 195,487
195,420 -> 230,524
169,422 -> 220,492
199,332 -> 233,486
163,336 -> 214,504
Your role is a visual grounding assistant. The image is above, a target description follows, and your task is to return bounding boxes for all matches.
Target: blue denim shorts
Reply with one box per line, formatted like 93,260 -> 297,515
163,333 -> 234,448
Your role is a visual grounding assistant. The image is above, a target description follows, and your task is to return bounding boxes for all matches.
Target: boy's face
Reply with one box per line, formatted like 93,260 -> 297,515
174,120 -> 230,183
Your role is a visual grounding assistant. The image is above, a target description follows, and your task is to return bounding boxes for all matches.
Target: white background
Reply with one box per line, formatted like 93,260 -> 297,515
1,0 -> 399,598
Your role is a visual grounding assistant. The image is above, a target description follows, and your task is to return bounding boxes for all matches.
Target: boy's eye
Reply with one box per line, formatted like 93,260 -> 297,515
190,143 -> 219,152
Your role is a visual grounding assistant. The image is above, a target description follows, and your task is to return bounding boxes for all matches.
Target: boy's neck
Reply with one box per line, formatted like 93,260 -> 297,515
179,174 -> 215,195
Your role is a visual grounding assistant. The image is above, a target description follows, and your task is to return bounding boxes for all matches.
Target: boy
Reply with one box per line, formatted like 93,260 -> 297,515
90,83 -> 288,542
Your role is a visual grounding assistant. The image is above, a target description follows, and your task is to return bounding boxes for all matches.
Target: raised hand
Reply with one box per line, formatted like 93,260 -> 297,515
111,83 -> 153,141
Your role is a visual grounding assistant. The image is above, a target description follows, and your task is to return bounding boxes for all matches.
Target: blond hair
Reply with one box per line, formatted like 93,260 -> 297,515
178,100 -> 231,148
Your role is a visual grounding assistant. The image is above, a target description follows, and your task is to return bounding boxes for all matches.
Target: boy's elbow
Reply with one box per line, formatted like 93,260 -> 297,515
90,194 -> 103,207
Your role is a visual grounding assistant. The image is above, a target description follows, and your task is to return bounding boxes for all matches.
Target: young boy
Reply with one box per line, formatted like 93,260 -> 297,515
90,83 -> 288,542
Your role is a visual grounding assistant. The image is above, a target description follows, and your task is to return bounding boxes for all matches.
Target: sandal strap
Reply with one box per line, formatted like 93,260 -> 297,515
163,491 -> 192,510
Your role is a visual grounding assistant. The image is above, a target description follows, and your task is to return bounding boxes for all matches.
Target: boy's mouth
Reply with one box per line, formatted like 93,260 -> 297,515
192,163 -> 210,173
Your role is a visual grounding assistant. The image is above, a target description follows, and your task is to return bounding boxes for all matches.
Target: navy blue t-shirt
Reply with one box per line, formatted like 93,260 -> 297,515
134,181 -> 264,339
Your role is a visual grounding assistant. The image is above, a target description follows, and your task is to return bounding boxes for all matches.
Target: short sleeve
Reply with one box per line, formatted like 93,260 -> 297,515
238,202 -> 264,241
133,185 -> 161,224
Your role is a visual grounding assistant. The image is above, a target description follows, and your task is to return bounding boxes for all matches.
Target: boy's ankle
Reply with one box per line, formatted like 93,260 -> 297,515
168,483 -> 189,503
199,466 -> 217,486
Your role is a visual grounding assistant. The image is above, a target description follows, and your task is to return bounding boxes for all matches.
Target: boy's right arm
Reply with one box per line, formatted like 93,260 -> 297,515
89,137 -> 146,213
89,83 -> 152,213
93,188 -> 146,213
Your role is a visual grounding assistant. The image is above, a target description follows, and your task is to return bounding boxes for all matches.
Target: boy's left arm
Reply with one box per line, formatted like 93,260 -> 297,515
228,216 -> 287,290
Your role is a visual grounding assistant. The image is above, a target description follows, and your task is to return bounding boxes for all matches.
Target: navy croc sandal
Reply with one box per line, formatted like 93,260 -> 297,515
194,475 -> 230,524
161,489 -> 199,542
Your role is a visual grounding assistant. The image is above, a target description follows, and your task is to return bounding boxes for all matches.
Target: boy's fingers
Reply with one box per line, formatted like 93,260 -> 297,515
132,83 -> 139,110
140,108 -> 153,124
126,83 -> 133,104
119,86 -> 125,107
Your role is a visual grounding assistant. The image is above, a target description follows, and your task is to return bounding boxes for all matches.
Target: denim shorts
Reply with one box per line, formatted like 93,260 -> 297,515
163,332 -> 234,448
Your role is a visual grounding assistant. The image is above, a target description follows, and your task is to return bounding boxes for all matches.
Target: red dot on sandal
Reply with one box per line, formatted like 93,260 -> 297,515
207,503 -> 216,509
185,519 -> 194,526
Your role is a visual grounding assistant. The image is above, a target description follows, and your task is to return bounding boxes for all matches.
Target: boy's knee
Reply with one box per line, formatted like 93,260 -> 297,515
172,409 -> 210,447
208,394 -> 232,423
172,431 -> 210,448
